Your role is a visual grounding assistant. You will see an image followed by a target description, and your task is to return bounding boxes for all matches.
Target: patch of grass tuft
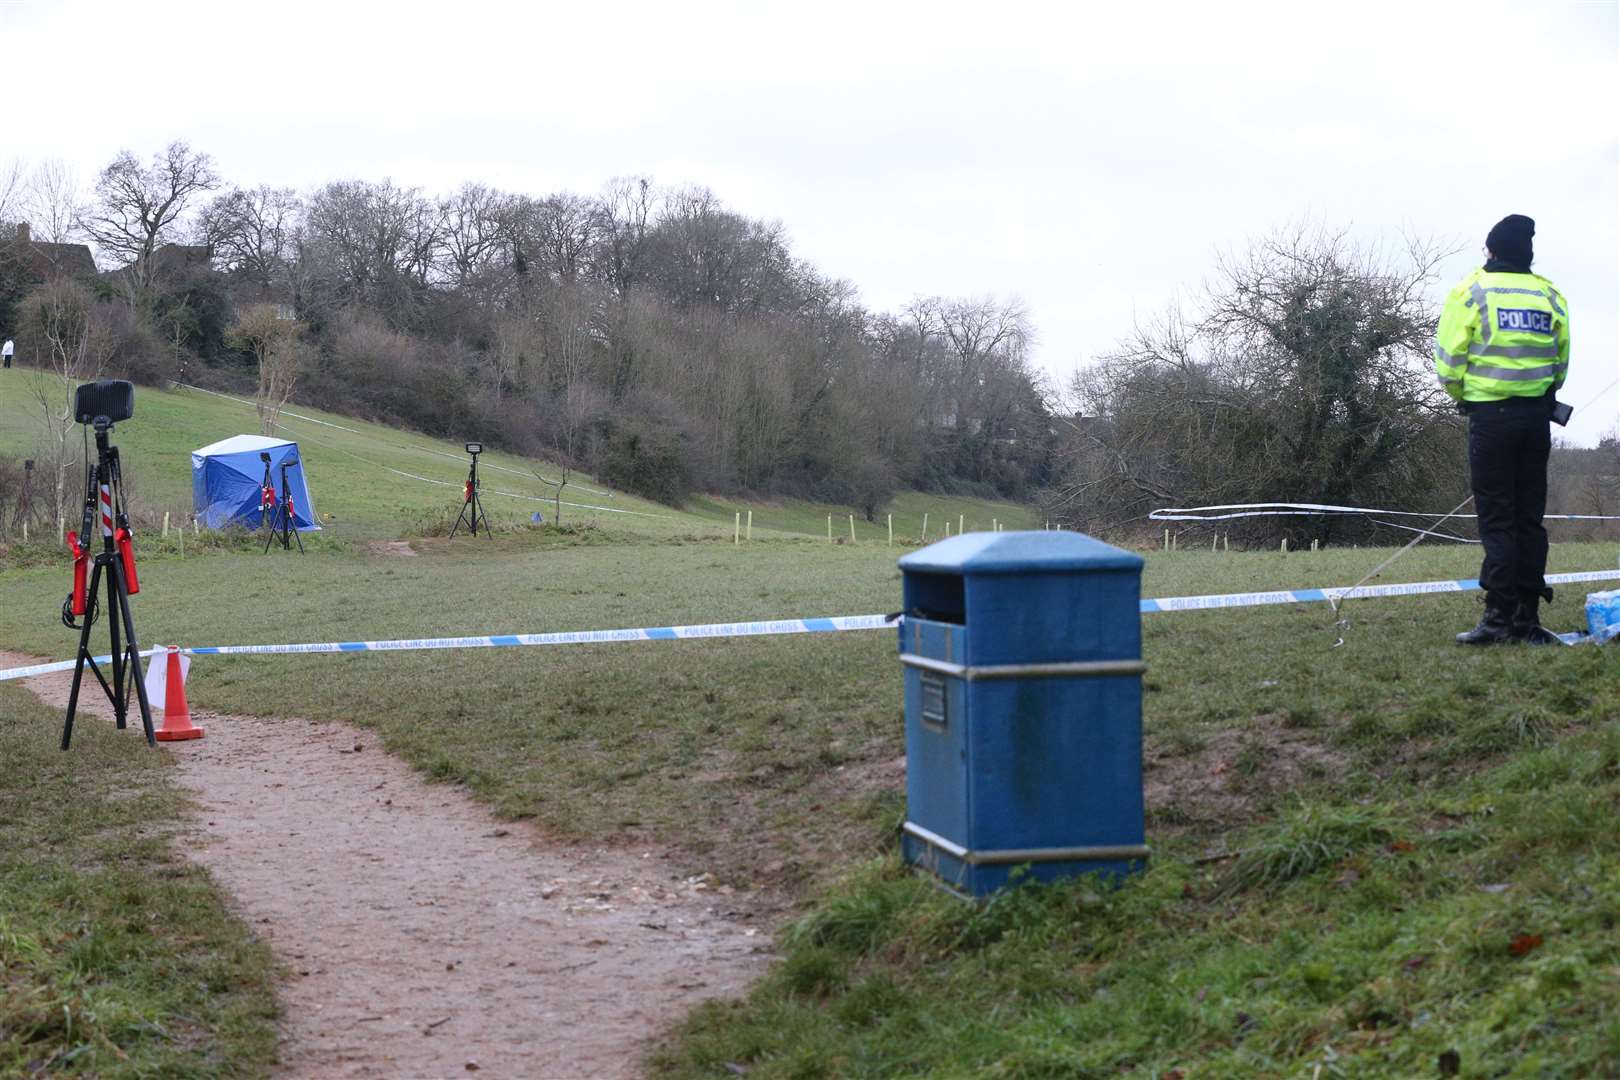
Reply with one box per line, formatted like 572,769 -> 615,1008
1282,704 -> 1321,729
1220,804 -> 1392,895
780,947 -> 849,998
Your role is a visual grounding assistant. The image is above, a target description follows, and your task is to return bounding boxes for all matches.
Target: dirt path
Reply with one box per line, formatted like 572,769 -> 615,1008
4,651 -> 768,1079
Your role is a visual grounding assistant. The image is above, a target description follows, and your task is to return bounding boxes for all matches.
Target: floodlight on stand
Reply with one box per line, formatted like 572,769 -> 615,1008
72,379 -> 135,426
60,378 -> 156,749
263,453 -> 304,555
451,441 -> 491,538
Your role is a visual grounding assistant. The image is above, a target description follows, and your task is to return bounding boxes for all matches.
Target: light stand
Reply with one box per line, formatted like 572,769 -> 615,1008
258,451 -> 276,532
263,456 -> 305,554
61,416 -> 155,749
449,442 -> 491,538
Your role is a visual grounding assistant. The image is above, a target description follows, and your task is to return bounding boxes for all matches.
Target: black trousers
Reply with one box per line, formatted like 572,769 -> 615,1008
1466,397 -> 1551,612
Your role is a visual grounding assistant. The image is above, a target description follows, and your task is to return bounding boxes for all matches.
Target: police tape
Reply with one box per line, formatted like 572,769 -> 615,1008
4,568 -> 1618,683
0,615 -> 894,682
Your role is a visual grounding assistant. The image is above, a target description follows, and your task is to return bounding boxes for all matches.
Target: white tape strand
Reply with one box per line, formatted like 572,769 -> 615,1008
1151,501 -> 1620,523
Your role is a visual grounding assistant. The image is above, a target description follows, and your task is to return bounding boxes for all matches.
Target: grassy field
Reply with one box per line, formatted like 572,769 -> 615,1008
6,369 -> 1620,1076
0,682 -> 279,1077
4,531 -> 1619,1074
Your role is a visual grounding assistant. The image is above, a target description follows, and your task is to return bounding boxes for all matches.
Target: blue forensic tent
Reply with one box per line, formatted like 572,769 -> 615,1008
191,435 -> 321,531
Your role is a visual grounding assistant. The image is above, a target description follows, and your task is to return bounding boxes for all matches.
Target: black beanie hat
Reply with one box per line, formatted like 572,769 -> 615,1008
1486,214 -> 1535,267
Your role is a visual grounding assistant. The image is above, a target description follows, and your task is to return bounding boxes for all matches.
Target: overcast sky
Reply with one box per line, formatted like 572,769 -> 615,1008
5,0 -> 1617,444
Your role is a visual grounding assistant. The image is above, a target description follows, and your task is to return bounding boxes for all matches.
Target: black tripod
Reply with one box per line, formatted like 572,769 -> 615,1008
263,457 -> 305,554
62,420 -> 155,749
449,446 -> 491,538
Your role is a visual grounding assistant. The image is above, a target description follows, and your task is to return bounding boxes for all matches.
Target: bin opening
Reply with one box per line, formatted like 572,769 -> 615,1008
905,572 -> 965,624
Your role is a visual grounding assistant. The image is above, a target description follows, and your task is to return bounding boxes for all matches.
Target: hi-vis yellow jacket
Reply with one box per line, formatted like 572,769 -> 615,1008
1434,269 -> 1569,403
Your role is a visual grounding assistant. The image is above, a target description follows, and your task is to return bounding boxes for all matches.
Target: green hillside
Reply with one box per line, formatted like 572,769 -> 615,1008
0,369 -> 1038,543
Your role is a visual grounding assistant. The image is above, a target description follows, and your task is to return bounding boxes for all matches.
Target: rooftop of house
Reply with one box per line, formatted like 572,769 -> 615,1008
5,222 -> 97,279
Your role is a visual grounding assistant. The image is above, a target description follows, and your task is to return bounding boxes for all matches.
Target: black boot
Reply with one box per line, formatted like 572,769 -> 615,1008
1456,606 -> 1513,645
1510,597 -> 1561,646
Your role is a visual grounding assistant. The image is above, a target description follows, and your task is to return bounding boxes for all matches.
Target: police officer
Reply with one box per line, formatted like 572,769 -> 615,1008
1435,214 -> 1570,645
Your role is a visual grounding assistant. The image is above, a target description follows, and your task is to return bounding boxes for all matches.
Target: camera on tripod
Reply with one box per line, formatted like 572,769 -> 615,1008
465,442 -> 482,455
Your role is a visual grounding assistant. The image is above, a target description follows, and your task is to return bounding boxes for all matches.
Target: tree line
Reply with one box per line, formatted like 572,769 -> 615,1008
1,145 -> 1052,514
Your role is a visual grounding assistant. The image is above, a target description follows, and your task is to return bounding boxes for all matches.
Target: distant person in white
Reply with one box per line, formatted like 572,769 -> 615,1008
2,339 -> 12,369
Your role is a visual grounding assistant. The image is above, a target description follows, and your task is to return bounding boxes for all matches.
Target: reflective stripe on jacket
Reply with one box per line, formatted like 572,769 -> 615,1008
1434,268 -> 1569,403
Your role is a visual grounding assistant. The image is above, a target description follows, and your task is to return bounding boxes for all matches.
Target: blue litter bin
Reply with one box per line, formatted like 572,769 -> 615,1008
897,530 -> 1148,896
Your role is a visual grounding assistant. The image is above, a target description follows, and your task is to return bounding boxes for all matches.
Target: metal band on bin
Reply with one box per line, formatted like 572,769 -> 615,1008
903,822 -> 1150,865
899,654 -> 1147,681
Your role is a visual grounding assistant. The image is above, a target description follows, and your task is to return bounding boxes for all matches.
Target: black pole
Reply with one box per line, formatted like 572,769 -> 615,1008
283,459 -> 304,553
114,568 -> 157,745
60,558 -> 100,751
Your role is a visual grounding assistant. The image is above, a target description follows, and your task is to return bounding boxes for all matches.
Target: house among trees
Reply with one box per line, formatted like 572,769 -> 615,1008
105,241 -> 212,291
3,222 -> 96,282
147,242 -> 212,280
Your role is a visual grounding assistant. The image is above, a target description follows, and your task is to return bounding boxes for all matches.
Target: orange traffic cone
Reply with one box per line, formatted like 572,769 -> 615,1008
154,647 -> 204,742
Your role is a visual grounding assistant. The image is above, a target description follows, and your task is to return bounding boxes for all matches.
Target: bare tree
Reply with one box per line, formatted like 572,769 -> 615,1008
594,176 -> 655,398
199,185 -> 302,287
303,179 -> 441,323
438,183 -> 510,289
0,157 -> 24,223
23,159 -> 83,243
594,176 -> 654,299
79,141 -> 220,289
17,280 -> 117,531
931,295 -> 1031,425
541,283 -> 606,459
227,304 -> 308,434
536,193 -> 598,285
1049,226 -> 1461,542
